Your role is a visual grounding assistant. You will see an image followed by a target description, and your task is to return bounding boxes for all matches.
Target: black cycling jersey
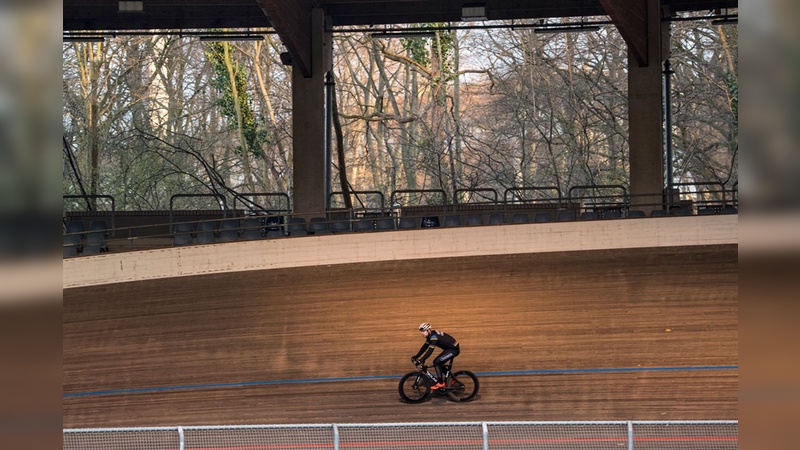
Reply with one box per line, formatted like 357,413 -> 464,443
413,330 -> 459,363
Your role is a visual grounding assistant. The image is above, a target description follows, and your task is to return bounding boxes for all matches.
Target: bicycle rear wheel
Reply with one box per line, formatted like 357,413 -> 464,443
398,372 -> 430,403
447,370 -> 479,402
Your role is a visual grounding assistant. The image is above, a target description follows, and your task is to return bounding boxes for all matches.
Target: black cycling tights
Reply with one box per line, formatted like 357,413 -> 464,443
433,347 -> 460,381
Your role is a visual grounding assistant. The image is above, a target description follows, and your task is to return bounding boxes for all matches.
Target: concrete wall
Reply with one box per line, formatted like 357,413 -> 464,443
63,215 -> 737,289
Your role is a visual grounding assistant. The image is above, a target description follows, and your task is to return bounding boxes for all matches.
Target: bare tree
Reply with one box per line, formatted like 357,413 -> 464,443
62,20 -> 737,211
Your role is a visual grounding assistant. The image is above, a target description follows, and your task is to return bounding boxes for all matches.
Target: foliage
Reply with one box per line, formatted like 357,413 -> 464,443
205,41 -> 264,158
401,23 -> 455,79
727,73 -> 738,123
401,36 -> 430,67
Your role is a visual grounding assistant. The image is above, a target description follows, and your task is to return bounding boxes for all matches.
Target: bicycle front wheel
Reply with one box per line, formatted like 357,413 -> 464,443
447,370 -> 479,402
398,372 -> 430,403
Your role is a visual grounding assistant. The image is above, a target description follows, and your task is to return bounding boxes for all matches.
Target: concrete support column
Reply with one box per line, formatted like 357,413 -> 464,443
628,1 -> 666,211
291,8 -> 332,215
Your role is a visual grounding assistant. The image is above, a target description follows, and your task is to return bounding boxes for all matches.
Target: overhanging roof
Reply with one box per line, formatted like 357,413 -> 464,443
64,1 -> 737,32
65,1 -> 737,79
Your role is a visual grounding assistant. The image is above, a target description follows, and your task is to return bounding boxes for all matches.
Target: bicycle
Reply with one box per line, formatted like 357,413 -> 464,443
398,361 -> 479,403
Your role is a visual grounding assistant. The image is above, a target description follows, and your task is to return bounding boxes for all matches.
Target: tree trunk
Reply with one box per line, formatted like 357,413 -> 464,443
452,31 -> 463,186
330,74 -> 352,209
223,42 -> 255,193
252,40 -> 288,192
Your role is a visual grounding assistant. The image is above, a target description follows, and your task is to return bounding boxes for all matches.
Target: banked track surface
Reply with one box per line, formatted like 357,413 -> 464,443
63,245 -> 737,427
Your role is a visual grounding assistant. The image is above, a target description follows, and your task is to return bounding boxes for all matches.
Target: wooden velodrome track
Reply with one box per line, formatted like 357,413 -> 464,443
63,217 -> 737,428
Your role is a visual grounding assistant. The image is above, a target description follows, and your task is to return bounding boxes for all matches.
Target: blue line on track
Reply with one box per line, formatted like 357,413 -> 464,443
64,365 -> 737,398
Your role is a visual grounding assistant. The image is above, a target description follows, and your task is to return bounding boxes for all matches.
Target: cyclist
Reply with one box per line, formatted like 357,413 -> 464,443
411,323 -> 460,391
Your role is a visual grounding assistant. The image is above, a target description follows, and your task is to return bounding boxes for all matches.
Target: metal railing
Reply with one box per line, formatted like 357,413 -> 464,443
330,190 -> 386,211
64,420 -> 737,450
233,192 -> 291,215
169,194 -> 228,225
454,188 -> 500,205
503,186 -> 562,206
670,181 -> 732,209
62,183 -> 739,257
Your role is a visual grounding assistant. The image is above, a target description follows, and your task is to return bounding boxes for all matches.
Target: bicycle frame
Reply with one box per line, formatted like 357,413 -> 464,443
399,361 -> 479,403
415,364 -> 452,389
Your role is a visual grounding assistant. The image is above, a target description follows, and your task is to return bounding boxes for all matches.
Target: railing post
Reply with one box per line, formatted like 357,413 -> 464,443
178,426 -> 185,450
627,421 -> 634,450
482,422 -> 489,450
333,424 -> 339,450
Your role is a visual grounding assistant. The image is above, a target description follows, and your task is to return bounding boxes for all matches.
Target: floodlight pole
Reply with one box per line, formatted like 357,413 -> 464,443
325,71 -> 335,209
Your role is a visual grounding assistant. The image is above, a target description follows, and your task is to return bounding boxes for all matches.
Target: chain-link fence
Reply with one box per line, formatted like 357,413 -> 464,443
64,421 -> 737,450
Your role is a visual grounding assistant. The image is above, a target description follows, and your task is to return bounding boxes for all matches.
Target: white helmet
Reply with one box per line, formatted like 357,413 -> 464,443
418,322 -> 431,332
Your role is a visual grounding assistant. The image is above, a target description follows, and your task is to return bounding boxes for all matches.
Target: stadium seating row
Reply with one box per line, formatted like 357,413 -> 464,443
63,220 -> 109,257
63,205 -> 738,254
167,205 -> 738,246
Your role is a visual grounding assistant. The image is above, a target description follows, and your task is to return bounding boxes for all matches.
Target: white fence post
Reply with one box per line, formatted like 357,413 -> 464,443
333,424 -> 339,450
178,426 -> 185,450
482,422 -> 489,450
627,421 -> 634,450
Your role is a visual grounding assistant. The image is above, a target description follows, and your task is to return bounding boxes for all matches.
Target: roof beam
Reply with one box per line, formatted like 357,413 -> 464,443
599,0 -> 649,66
256,0 -> 313,78
63,1 -> 738,34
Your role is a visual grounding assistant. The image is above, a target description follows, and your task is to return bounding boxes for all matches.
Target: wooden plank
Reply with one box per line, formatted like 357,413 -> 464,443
64,245 -> 737,427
